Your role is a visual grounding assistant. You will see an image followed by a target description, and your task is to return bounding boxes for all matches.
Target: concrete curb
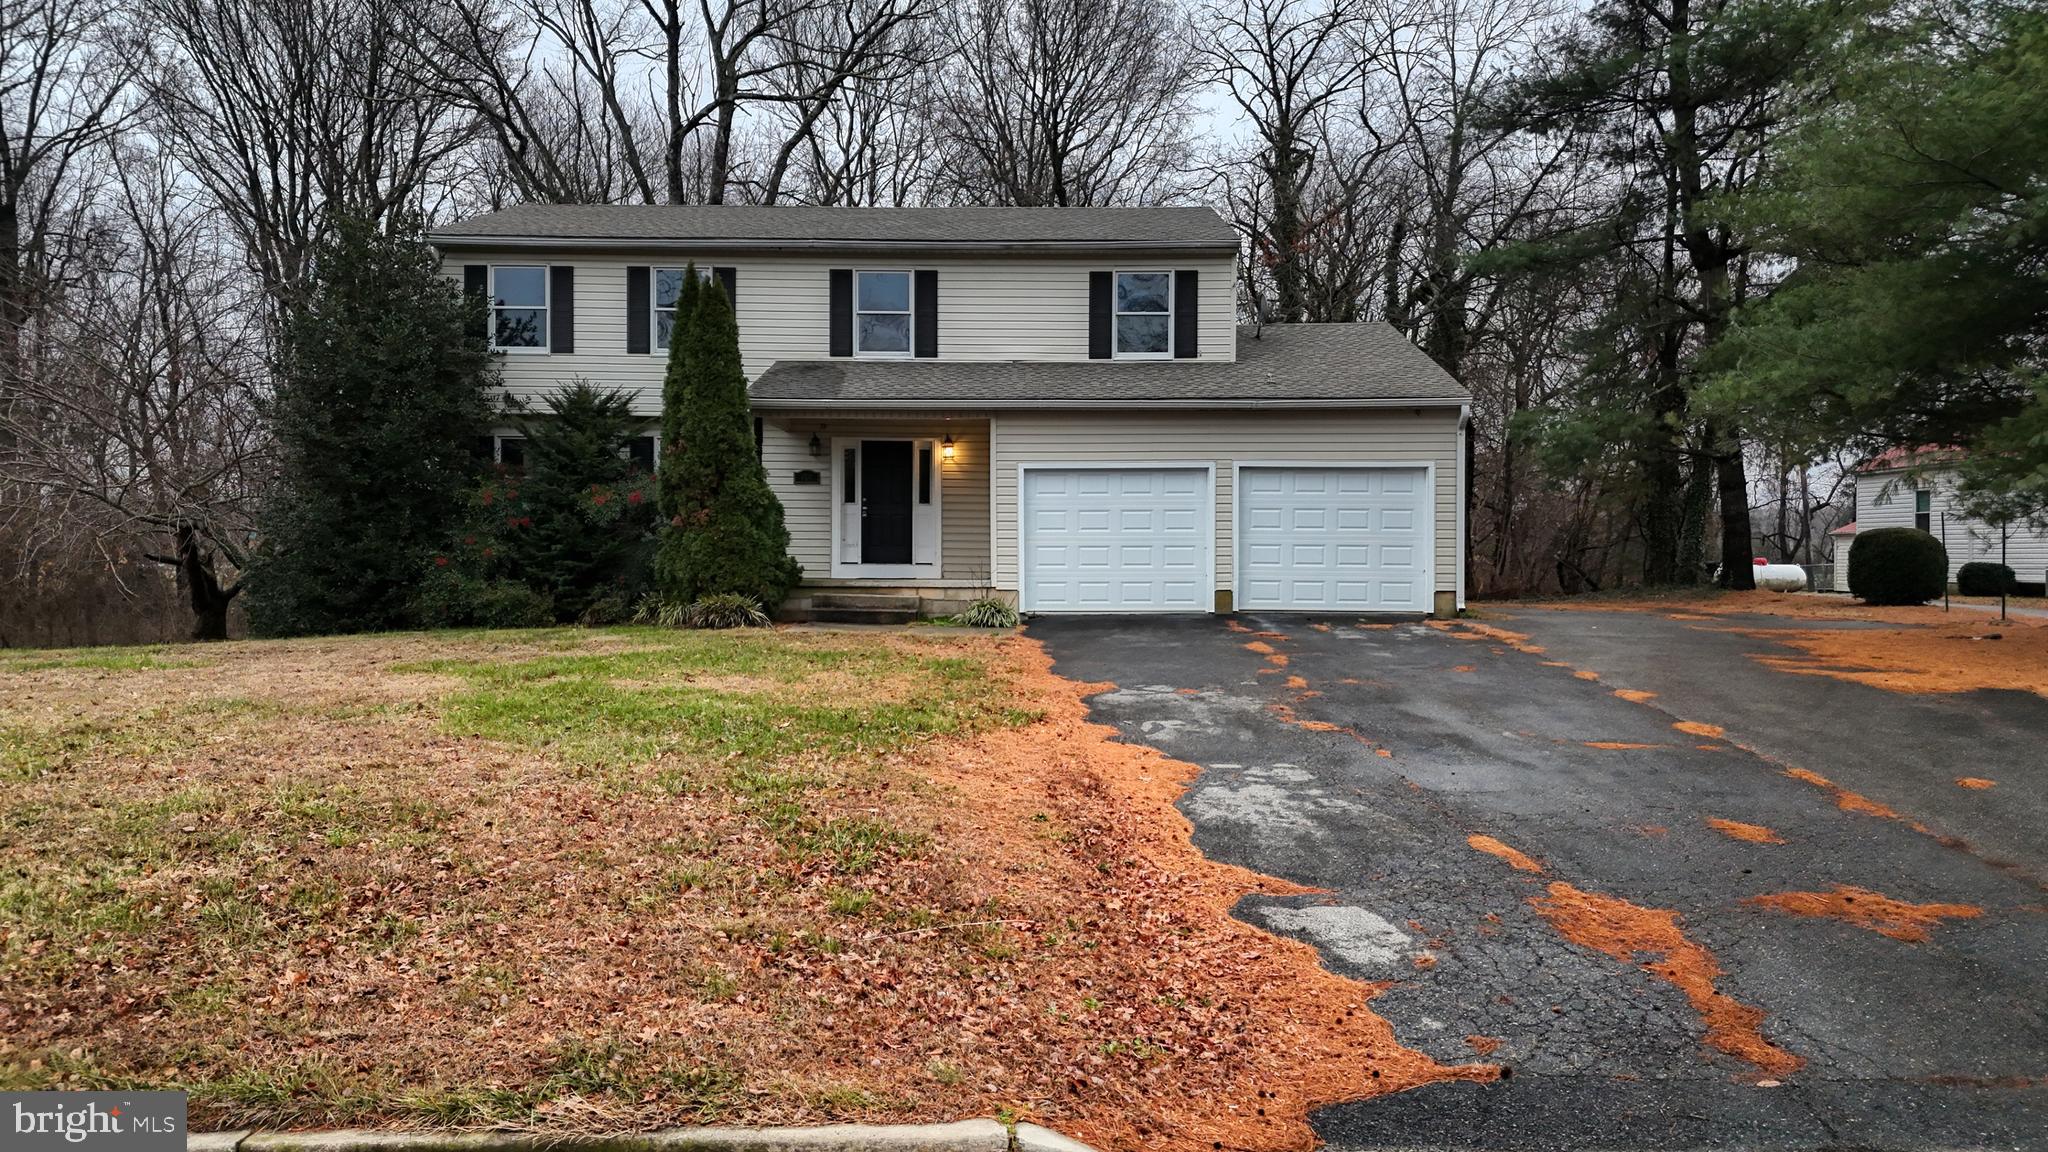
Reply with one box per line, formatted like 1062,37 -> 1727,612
192,1120 -> 1099,1152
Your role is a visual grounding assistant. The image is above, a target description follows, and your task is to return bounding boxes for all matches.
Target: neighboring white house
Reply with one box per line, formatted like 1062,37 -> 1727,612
426,205 -> 1470,618
1842,449 -> 2048,589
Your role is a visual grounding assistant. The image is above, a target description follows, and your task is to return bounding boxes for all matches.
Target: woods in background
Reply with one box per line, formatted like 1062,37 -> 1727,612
2,0 -> 2041,641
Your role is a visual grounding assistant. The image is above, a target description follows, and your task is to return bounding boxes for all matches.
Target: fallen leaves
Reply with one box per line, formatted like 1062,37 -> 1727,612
1530,882 -> 1802,1075
1466,835 -> 1543,874
1706,819 -> 1786,845
1782,767 -> 1900,820
1745,886 -> 1981,943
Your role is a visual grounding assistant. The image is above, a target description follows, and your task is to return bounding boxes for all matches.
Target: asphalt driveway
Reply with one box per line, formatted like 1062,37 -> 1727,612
1030,607 -> 2048,1151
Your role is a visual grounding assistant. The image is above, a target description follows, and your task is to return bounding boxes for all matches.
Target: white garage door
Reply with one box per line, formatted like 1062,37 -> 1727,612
1239,466 -> 1431,612
1023,468 -> 1209,612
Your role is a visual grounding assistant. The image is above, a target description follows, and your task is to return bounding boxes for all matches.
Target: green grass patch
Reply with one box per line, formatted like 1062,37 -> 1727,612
420,631 -> 1021,769
0,646 -> 209,673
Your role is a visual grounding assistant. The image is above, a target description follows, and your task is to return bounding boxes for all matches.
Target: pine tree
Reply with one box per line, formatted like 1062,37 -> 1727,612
502,382 -> 659,621
245,217 -> 496,636
1707,1 -> 2048,522
656,276 -> 801,607
1500,0 -> 1867,586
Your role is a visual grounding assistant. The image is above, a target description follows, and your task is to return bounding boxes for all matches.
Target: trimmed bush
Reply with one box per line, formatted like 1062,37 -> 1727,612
1847,527 -> 1948,605
1957,561 -> 2017,596
685,593 -> 770,630
959,597 -> 1021,628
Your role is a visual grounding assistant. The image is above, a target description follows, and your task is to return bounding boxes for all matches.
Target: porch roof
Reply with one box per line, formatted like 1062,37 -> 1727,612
748,323 -> 1468,409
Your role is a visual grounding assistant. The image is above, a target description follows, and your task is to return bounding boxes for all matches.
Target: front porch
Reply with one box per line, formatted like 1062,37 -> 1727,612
757,412 -> 995,616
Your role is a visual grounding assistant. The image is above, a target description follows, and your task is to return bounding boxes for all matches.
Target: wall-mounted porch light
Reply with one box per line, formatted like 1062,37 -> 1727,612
941,433 -> 955,461
808,431 -> 823,458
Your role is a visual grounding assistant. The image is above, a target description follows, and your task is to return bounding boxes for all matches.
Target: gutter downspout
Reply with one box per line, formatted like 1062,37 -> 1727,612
1458,404 -> 1471,612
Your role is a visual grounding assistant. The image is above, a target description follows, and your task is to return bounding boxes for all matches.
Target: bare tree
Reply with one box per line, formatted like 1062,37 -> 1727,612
140,0 -> 476,323
418,0 -> 936,205
1,144 -> 266,640
1,0 -> 134,383
926,0 -> 1199,207
1203,0 -> 1372,320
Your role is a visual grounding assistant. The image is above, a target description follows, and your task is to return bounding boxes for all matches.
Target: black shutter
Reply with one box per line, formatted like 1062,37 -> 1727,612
914,269 -> 938,358
714,266 -> 736,308
1088,270 -> 1112,359
549,265 -> 575,352
464,265 -> 488,343
828,268 -> 853,357
626,266 -> 650,354
1173,269 -> 1198,359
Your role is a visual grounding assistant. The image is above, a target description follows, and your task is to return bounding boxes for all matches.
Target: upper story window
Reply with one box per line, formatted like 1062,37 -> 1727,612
654,268 -> 687,350
491,265 -> 548,351
856,270 -> 912,356
653,267 -> 719,350
1114,271 -> 1171,358
1914,488 -> 1932,532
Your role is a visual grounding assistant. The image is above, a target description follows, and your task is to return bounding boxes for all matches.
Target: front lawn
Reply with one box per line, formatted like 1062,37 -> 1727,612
0,627 -> 1480,1152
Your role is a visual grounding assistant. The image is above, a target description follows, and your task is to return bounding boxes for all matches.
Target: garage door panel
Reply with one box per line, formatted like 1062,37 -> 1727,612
1239,466 -> 1429,613
1025,468 -> 1210,612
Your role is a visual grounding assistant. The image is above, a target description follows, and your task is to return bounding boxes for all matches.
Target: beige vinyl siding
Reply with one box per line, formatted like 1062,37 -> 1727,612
449,251 -> 1237,416
1857,468 -> 2048,584
761,414 -> 992,582
990,408 -> 1461,597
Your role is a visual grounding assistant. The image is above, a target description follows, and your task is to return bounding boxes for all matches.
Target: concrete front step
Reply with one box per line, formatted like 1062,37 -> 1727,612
784,606 -> 923,625
810,592 -> 922,612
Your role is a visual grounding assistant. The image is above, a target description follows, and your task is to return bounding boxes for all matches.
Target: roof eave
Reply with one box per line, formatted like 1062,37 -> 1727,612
746,395 -> 1469,410
427,234 -> 1240,254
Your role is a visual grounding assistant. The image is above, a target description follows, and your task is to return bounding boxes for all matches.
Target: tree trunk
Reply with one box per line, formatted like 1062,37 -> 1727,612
1713,434 -> 1756,590
174,523 -> 240,641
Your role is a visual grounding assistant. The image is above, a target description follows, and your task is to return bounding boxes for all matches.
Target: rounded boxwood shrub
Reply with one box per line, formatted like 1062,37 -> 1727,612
1956,561 -> 2017,597
1847,527 -> 1948,605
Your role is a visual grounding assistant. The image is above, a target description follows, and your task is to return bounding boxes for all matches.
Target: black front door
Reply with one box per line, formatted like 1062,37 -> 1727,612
860,440 -> 914,565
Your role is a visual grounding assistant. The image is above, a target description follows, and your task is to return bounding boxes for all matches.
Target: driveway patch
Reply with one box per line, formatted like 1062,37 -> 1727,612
1030,609 -> 2048,1149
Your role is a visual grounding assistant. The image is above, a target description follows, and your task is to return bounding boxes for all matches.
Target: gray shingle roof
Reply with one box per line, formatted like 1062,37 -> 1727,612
431,204 -> 1237,249
749,324 -> 1467,407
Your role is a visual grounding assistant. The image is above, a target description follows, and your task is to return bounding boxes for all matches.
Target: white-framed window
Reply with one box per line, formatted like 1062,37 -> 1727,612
490,265 -> 549,351
1915,488 -> 1932,533
855,270 -> 913,356
1113,270 -> 1172,358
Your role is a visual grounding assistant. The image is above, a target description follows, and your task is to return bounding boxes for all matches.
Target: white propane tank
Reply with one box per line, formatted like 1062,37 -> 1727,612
1752,557 -> 1808,591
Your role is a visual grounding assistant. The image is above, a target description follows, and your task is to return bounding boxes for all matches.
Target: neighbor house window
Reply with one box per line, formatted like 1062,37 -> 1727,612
490,265 -> 548,350
1114,271 -> 1171,357
1915,489 -> 1932,533
497,436 -> 527,469
855,270 -> 912,355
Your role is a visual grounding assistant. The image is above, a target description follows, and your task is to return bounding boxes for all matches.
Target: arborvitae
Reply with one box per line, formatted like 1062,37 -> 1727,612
656,276 -> 801,607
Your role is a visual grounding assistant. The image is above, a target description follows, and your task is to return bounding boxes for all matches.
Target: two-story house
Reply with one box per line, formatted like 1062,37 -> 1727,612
428,205 -> 1470,617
